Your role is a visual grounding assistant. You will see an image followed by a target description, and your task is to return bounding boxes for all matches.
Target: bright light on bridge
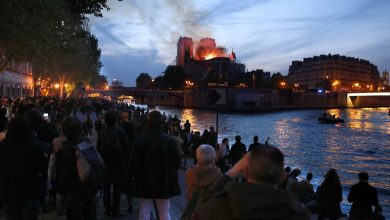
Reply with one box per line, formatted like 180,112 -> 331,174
347,92 -> 390,97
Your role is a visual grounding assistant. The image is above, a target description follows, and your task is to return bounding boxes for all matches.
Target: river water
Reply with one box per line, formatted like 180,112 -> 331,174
154,106 -> 390,217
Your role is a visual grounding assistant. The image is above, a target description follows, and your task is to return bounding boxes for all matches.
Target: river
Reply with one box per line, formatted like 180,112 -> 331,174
152,106 -> 390,217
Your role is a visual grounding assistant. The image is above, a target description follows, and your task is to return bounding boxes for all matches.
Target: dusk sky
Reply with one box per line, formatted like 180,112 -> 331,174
89,0 -> 390,86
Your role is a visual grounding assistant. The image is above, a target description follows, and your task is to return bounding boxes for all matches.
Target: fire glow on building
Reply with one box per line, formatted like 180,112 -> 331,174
176,37 -> 245,86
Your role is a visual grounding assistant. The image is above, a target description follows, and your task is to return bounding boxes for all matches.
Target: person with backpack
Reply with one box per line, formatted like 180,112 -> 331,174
55,117 -> 104,220
182,144 -> 222,220
97,111 -> 129,217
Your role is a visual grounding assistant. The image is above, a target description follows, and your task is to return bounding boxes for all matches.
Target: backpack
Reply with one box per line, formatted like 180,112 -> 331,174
76,140 -> 105,196
181,187 -> 207,220
55,139 -> 104,196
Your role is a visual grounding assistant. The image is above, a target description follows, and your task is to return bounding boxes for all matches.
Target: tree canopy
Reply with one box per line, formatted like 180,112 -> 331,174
136,73 -> 153,89
0,0 -> 114,96
163,65 -> 187,90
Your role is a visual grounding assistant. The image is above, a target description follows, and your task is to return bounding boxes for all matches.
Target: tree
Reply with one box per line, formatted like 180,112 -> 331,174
0,0 -> 110,72
153,76 -> 169,90
271,72 -> 287,89
91,75 -> 108,90
34,26 -> 103,97
136,73 -> 152,89
0,0 -> 115,98
112,79 -> 123,89
163,65 -> 187,90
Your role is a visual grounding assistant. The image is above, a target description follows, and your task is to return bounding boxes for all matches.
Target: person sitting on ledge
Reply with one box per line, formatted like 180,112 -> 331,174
196,144 -> 310,220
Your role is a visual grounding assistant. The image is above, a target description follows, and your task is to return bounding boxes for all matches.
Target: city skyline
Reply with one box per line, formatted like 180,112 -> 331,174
89,0 -> 390,86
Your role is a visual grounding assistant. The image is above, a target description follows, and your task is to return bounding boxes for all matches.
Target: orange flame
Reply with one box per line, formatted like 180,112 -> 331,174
205,53 -> 215,60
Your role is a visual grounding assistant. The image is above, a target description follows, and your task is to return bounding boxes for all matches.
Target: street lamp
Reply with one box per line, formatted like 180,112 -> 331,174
280,81 -> 286,88
332,80 -> 340,92
293,83 -> 299,91
54,83 -> 60,89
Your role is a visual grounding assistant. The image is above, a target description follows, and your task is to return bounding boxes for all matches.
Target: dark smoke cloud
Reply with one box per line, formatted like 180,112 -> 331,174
125,0 -> 211,62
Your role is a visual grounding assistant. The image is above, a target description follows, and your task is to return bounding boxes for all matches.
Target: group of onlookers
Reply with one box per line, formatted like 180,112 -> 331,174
0,96 -> 387,220
183,132 -> 386,220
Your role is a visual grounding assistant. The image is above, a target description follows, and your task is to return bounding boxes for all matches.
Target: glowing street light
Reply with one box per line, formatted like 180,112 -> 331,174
185,80 -> 194,88
280,81 -> 286,88
54,83 -> 60,89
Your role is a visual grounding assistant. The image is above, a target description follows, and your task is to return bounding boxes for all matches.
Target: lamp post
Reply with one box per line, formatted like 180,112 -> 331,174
294,83 -> 299,91
280,81 -> 286,89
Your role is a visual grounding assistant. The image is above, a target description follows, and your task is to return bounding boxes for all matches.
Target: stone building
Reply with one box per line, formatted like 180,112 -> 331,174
382,71 -> 389,86
176,36 -> 245,86
0,56 -> 33,98
287,54 -> 380,91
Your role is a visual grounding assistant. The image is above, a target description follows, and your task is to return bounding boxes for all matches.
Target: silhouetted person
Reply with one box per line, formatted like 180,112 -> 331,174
286,169 -> 301,197
97,111 -> 129,217
279,166 -> 292,190
316,169 -> 343,220
298,172 -> 315,204
207,127 -> 217,149
348,172 -> 379,220
183,119 -> 191,133
0,116 -> 46,220
130,110 -> 181,220
248,136 -> 260,151
229,135 -> 246,166
55,117 -> 98,220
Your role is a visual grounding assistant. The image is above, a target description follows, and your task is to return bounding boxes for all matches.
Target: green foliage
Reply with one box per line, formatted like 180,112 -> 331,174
91,75 -> 108,90
0,0 -> 110,86
163,65 -> 187,90
271,72 -> 286,89
152,76 -> 169,90
136,73 -> 152,89
239,69 -> 272,88
111,79 -> 123,88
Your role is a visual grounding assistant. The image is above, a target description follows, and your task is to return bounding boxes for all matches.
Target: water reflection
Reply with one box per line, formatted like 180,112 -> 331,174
327,109 -> 342,118
181,109 -> 196,129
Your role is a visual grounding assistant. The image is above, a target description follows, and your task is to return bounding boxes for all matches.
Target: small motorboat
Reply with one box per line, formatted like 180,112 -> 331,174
318,113 -> 345,124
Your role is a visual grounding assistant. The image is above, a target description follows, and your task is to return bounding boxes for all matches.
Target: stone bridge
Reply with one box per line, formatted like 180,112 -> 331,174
87,88 -> 184,106
346,92 -> 390,107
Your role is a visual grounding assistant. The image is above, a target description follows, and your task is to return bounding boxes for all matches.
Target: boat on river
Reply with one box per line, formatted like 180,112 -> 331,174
318,113 -> 345,124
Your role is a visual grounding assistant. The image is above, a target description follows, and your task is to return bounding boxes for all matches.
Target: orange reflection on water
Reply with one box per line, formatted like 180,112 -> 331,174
327,109 -> 342,118
382,122 -> 390,135
181,108 -> 197,131
347,109 -> 362,120
348,121 -> 374,130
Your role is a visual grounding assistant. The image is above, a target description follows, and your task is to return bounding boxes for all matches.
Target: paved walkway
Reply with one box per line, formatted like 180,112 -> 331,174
39,169 -> 188,220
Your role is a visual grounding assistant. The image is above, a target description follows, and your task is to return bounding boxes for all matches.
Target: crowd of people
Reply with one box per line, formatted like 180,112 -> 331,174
0,96 -> 386,220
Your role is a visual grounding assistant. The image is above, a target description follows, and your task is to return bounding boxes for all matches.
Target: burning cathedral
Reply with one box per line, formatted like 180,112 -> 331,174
176,36 -> 245,86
